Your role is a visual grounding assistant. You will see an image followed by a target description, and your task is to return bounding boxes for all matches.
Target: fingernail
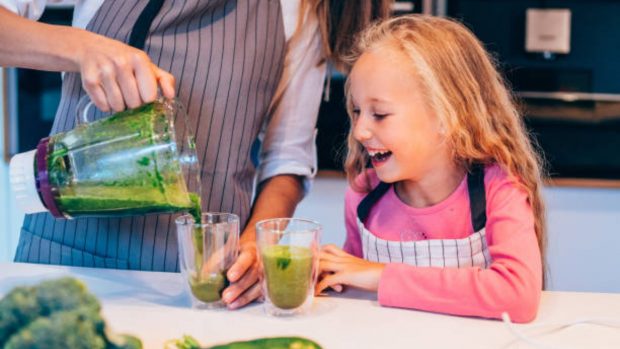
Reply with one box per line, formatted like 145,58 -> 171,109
228,271 -> 239,280
222,291 -> 233,303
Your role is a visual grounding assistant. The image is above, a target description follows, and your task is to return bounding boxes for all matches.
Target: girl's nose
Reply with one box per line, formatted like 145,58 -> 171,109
353,116 -> 372,142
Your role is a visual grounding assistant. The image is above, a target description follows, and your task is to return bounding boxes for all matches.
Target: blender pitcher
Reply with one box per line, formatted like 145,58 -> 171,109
9,98 -> 201,219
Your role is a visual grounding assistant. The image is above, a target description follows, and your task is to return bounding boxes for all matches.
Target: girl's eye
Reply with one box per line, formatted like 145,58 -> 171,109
373,113 -> 389,120
352,109 -> 361,116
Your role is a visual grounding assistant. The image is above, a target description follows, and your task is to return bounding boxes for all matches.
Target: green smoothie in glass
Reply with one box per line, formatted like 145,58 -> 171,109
261,245 -> 313,309
189,272 -> 229,303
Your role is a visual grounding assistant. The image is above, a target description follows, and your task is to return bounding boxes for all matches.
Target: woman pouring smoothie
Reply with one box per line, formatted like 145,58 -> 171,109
0,0 -> 393,309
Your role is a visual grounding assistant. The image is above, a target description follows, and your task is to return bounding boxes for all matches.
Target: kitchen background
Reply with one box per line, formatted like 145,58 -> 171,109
1,1 -> 619,292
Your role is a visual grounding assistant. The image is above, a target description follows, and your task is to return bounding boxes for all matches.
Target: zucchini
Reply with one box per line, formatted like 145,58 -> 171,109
206,337 -> 322,349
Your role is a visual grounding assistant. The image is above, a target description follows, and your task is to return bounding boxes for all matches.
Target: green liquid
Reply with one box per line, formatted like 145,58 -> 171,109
55,189 -> 200,217
189,272 -> 229,303
46,101 -> 202,219
188,193 -> 202,224
261,245 -> 313,309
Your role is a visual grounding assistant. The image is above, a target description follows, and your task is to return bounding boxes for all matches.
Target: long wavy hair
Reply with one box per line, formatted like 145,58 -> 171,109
343,15 -> 547,267
269,0 -> 392,115
298,0 -> 394,72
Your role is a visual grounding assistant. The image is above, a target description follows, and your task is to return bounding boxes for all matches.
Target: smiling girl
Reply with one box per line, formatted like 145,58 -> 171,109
316,15 -> 546,323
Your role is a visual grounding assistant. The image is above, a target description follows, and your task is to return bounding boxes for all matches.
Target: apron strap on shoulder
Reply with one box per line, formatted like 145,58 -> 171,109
467,163 -> 487,232
357,181 -> 391,224
128,0 -> 165,50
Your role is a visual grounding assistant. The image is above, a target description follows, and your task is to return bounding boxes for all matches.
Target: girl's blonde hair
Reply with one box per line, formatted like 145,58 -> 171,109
344,15 -> 547,266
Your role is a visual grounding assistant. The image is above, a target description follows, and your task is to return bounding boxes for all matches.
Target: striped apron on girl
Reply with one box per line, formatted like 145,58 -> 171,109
14,0 -> 286,271
357,164 -> 492,268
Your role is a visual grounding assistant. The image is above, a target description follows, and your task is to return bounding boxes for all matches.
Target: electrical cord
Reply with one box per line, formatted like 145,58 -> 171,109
501,312 -> 620,349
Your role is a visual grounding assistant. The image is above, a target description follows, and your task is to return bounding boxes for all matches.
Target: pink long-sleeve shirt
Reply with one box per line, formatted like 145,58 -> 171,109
343,165 -> 542,323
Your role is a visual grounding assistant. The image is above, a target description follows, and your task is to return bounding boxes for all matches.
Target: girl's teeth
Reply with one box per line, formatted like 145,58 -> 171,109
369,150 -> 389,157
369,150 -> 392,161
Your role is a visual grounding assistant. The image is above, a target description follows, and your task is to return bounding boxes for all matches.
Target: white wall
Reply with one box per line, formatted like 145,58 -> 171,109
295,176 -> 620,293
544,186 -> 620,292
0,69 -> 26,262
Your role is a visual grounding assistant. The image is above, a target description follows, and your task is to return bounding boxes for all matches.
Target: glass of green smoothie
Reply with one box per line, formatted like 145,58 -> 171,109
176,212 -> 239,309
256,218 -> 321,317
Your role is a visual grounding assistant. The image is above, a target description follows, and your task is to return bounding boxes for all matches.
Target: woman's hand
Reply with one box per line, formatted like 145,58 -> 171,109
316,244 -> 385,294
221,240 -> 262,309
0,7 -> 175,112
75,31 -> 176,112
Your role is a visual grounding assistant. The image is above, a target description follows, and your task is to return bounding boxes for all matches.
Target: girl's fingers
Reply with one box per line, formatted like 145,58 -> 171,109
321,244 -> 349,256
318,259 -> 346,273
315,273 -> 346,295
319,249 -> 356,265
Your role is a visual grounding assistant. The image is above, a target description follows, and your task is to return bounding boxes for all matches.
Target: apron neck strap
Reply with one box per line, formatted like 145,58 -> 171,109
356,164 -> 488,232
128,0 -> 165,50
357,181 -> 390,223
467,163 -> 487,232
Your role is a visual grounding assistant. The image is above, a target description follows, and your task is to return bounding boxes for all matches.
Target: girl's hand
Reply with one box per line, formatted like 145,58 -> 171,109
315,244 -> 385,294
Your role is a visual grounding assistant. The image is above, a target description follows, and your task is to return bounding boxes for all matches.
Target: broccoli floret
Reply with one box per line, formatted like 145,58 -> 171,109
35,277 -> 101,316
0,286 -> 39,344
4,307 -> 106,349
0,277 -> 100,344
0,277 -> 142,349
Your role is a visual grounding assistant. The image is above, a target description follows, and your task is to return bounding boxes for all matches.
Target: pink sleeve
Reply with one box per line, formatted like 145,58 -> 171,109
342,186 -> 364,257
377,168 -> 542,323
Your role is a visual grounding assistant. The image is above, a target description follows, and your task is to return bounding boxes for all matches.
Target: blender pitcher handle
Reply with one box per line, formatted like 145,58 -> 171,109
75,95 -> 97,125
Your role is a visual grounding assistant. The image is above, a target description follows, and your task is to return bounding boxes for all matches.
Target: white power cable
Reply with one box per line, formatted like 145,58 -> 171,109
501,311 -> 620,349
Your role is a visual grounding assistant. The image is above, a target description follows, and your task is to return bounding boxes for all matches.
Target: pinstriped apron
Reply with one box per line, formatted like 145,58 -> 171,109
357,164 -> 492,268
14,0 -> 286,271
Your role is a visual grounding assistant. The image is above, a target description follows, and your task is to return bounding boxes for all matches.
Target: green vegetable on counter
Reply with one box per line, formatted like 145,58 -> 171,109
0,278 -> 142,349
168,335 -> 322,349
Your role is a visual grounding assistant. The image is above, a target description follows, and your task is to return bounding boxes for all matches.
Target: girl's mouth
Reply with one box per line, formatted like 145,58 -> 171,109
368,150 -> 392,167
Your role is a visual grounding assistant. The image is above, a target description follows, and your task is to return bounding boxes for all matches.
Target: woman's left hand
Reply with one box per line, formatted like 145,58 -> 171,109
221,240 -> 261,309
315,244 -> 385,294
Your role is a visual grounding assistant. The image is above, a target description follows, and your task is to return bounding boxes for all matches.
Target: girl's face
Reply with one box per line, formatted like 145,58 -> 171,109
349,46 -> 452,185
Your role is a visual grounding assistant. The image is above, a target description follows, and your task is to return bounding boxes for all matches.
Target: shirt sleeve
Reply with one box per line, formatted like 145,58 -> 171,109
0,0 -> 48,20
255,5 -> 327,194
377,168 -> 543,323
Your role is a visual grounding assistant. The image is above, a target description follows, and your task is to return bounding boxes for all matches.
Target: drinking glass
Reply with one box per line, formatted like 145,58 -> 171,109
256,218 -> 321,316
177,212 -> 239,309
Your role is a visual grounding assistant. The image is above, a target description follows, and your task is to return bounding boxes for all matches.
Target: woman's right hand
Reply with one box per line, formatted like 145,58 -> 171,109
0,7 -> 174,111
75,32 -> 176,112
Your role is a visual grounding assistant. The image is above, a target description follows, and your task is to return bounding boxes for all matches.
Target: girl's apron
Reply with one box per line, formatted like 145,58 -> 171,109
357,164 -> 492,268
15,0 -> 286,271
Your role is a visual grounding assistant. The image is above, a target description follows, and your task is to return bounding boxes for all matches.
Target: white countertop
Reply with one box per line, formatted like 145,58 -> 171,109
1,262 -> 619,348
